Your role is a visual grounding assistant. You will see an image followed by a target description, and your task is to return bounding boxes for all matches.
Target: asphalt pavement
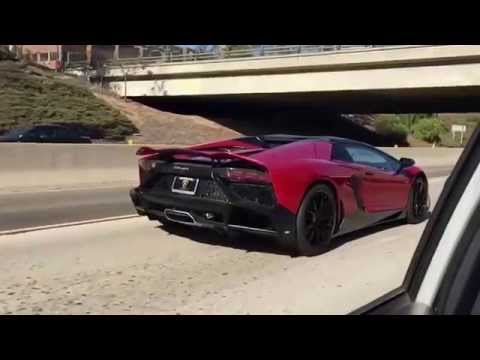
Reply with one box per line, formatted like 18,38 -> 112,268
0,176 -> 448,315
0,186 -> 134,232
0,165 -> 453,232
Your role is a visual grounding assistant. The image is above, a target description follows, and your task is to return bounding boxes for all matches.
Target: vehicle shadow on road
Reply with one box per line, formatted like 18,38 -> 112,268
330,213 -> 431,252
330,221 -> 406,251
157,224 -> 289,256
157,215 -> 430,257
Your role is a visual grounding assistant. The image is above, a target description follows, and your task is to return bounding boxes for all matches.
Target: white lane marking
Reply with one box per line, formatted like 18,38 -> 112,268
0,184 -> 134,196
0,176 -> 449,237
0,215 -> 140,237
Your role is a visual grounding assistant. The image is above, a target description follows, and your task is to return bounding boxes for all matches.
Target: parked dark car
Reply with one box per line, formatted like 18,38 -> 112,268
0,125 -> 92,143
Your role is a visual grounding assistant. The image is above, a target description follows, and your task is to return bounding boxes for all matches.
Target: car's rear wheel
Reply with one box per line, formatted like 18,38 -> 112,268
290,184 -> 337,257
407,176 -> 430,224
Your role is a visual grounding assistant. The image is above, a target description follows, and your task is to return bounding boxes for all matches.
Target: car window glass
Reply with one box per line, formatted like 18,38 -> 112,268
31,126 -> 57,138
2,128 -> 28,139
332,144 -> 354,163
344,145 -> 398,172
55,128 -> 70,138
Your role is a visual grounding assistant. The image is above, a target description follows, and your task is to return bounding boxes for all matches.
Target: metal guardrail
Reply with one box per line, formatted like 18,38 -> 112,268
65,45 -> 412,69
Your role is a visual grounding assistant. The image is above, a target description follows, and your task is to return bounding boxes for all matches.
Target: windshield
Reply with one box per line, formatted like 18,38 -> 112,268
1,128 -> 29,139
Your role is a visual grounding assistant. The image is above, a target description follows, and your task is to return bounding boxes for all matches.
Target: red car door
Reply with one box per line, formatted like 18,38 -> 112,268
361,166 -> 410,212
335,143 -> 410,213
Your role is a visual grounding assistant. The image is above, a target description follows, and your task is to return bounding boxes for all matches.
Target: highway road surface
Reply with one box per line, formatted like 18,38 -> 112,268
0,165 -> 453,232
0,186 -> 133,232
0,175 -> 448,315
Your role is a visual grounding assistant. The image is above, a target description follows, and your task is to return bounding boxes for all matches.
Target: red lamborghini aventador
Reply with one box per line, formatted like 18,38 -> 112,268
130,135 -> 430,256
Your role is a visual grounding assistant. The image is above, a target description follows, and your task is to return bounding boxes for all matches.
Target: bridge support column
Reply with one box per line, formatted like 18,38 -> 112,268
113,45 -> 120,60
86,45 -> 92,64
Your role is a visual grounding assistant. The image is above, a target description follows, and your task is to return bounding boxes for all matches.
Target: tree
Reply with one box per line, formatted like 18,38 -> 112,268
412,118 -> 447,144
396,114 -> 436,133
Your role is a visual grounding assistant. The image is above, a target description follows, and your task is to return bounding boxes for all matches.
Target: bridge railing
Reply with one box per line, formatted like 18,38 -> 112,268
65,45 -> 420,69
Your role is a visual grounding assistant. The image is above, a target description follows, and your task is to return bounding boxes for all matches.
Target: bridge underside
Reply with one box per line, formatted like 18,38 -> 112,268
133,86 -> 480,114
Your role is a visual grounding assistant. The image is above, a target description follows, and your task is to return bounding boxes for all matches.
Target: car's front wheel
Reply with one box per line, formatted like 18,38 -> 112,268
289,184 -> 337,257
406,176 -> 430,224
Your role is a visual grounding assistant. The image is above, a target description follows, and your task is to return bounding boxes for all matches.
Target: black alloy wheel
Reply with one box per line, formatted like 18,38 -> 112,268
293,184 -> 337,257
407,177 -> 430,224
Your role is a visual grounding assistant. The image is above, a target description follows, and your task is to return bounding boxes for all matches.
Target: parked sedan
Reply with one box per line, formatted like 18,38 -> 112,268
130,135 -> 430,256
0,125 -> 92,143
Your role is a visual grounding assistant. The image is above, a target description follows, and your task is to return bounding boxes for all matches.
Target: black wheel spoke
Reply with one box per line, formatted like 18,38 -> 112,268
316,214 -> 331,223
413,179 -> 428,218
303,190 -> 335,247
307,211 -> 316,222
317,196 -> 324,210
307,229 -> 315,243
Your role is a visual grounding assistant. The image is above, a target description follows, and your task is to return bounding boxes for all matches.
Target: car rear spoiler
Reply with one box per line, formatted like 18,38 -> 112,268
136,146 -> 267,169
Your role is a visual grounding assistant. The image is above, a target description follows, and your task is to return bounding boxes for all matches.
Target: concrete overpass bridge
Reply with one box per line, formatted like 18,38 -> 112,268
80,45 -> 480,113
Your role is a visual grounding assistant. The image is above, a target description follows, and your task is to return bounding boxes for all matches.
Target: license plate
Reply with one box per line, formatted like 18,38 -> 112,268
171,176 -> 199,195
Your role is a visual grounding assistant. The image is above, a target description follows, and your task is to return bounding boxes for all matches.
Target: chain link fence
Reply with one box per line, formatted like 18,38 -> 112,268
65,45 -> 420,69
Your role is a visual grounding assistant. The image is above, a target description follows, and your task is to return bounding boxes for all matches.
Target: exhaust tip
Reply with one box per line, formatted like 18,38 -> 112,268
164,209 -> 196,225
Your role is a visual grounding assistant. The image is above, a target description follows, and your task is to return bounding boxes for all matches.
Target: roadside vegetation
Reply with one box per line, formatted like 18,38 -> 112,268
374,114 -> 477,147
0,60 -> 137,140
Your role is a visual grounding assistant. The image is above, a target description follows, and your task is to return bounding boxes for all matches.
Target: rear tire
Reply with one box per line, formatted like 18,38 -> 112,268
406,176 -> 430,224
288,184 -> 337,257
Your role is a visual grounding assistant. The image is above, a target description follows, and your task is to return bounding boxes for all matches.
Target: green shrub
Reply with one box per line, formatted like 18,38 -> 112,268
376,116 -> 409,135
375,116 -> 409,144
412,118 -> 447,144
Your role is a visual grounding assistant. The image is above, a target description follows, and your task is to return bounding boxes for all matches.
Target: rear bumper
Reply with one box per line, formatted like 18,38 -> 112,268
130,187 -> 295,238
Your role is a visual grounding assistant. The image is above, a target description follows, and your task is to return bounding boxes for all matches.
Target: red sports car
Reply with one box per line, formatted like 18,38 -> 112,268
130,135 -> 430,256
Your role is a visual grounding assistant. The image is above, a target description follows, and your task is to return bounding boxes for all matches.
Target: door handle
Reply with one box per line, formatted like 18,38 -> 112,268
365,172 -> 375,176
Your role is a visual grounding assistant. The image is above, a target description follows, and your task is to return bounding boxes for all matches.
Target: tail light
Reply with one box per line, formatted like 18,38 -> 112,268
138,157 -> 161,185
139,158 -> 156,172
136,147 -> 158,156
219,167 -> 271,184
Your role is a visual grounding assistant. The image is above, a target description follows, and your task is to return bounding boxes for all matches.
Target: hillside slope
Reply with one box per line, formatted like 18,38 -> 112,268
100,95 -> 409,146
97,94 -> 242,145
0,60 -> 137,140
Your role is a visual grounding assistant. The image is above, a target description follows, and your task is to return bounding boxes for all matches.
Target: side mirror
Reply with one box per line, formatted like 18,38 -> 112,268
398,158 -> 415,172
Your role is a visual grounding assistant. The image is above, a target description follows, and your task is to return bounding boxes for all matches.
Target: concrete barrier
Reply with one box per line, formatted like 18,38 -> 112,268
0,143 -> 463,192
380,147 -> 463,167
0,144 -> 141,192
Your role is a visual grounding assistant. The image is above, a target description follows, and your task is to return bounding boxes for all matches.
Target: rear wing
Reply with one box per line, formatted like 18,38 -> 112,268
136,146 -> 267,170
